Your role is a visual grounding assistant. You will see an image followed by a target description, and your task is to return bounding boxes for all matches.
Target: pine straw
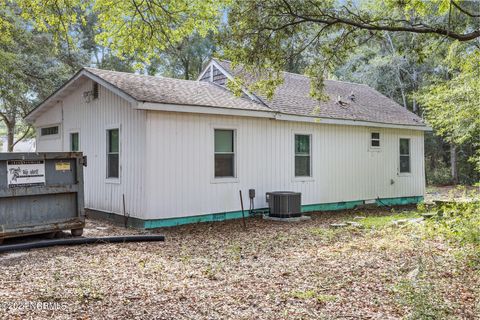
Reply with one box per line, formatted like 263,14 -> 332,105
0,209 -> 478,319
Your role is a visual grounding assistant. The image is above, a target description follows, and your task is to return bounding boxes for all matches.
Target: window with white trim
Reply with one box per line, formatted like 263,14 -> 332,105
370,132 -> 381,148
107,128 -> 120,178
41,126 -> 59,136
399,138 -> 411,173
295,134 -> 311,177
214,129 -> 235,178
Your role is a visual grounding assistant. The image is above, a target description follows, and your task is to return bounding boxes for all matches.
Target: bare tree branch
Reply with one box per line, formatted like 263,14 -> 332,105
451,1 -> 480,18
285,12 -> 480,42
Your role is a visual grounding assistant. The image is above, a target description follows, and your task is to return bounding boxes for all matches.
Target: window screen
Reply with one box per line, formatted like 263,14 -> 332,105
41,126 -> 59,136
371,132 -> 380,147
399,138 -> 411,173
107,129 -> 119,178
295,134 -> 311,177
70,132 -> 79,151
214,129 -> 235,178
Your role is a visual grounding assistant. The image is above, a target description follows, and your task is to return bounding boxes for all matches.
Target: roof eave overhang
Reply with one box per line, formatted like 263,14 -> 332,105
274,112 -> 432,131
137,102 -> 431,131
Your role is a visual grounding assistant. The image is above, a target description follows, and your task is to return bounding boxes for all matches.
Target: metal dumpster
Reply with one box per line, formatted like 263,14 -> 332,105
0,152 -> 86,243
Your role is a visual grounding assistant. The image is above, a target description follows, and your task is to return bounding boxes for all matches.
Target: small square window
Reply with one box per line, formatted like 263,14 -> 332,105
370,132 -> 380,148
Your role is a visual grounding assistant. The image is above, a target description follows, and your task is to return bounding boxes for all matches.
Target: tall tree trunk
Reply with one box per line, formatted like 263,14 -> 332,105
183,60 -> 190,80
450,144 -> 458,185
412,69 -> 418,114
385,33 -> 408,109
6,119 -> 15,152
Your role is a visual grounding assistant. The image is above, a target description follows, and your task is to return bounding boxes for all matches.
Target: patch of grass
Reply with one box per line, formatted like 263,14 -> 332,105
289,290 -> 337,303
290,289 -> 317,300
359,211 -> 420,228
227,243 -> 243,261
202,263 -> 223,280
76,278 -> 104,302
309,227 -> 343,241
394,279 -> 451,320
315,294 -> 338,303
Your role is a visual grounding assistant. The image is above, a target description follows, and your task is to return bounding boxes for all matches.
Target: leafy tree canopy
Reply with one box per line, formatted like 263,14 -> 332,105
0,3 -> 86,150
222,0 -> 479,98
416,42 -> 480,170
10,0 -> 226,66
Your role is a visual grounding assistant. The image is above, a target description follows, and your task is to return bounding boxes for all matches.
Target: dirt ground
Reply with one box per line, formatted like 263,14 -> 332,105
0,188 -> 479,319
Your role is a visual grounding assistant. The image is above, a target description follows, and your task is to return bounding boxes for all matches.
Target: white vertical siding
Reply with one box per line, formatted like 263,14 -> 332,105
34,81 -> 425,221
144,112 -> 425,220
34,79 -> 147,218
34,101 -> 63,152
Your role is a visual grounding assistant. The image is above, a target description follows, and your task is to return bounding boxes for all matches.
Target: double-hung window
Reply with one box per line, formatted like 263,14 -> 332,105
214,129 -> 235,178
107,128 -> 120,178
399,138 -> 411,173
370,132 -> 380,148
295,134 -> 311,177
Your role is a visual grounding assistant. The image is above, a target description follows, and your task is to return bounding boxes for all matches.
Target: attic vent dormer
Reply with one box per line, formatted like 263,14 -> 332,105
212,66 -> 227,86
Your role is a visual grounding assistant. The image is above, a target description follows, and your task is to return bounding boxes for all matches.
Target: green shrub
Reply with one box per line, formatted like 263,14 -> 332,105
426,199 -> 480,245
426,165 -> 452,186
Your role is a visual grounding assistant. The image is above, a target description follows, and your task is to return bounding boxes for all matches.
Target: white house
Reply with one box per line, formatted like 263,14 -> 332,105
25,59 -> 429,228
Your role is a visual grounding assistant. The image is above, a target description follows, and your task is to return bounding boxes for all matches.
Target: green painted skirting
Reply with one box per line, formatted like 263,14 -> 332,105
301,200 -> 365,213
376,196 -> 424,206
143,210 -> 249,229
142,196 -> 424,229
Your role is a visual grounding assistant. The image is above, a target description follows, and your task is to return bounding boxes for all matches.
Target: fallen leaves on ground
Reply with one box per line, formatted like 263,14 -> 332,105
0,206 -> 478,319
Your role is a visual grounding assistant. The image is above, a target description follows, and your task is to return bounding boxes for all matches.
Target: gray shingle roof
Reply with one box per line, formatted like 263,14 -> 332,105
84,67 -> 271,112
214,59 -> 426,127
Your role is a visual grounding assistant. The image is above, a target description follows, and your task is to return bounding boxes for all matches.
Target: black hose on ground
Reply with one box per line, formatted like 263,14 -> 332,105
0,235 -> 165,254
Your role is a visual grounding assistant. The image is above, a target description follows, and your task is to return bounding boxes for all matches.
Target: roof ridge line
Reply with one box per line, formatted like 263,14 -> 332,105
211,60 -> 370,88
281,71 -> 369,87
84,67 -> 207,84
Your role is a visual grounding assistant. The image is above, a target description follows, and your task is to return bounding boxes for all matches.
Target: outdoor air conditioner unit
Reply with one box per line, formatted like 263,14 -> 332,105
266,191 -> 302,218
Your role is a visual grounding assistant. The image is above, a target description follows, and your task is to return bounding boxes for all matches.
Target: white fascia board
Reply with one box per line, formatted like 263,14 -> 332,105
136,102 -> 431,131
25,71 -> 84,123
137,102 -> 275,119
274,113 -> 432,131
